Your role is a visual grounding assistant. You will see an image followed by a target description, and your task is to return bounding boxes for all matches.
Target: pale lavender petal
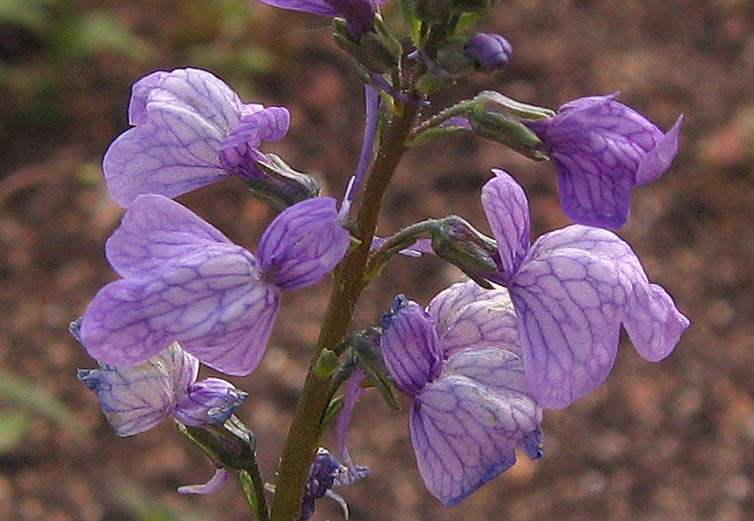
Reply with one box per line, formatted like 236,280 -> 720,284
257,197 -> 350,291
174,377 -> 248,426
178,468 -> 229,495
380,296 -> 443,397
77,343 -> 198,436
410,375 -> 518,506
511,224 -> 688,408
480,170 -> 530,280
79,249 -> 280,375
635,115 -> 683,185
219,106 -> 291,179
428,280 -> 521,357
105,194 -> 236,279
335,369 -> 366,469
105,68 -> 246,206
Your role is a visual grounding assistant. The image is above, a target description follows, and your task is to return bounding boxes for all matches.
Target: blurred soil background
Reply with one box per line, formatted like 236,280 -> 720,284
1,0 -> 754,520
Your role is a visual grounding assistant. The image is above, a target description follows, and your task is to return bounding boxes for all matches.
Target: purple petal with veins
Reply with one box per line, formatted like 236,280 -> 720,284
80,194 -> 281,376
174,377 -> 248,426
105,194 -> 235,279
104,69 -> 247,206
104,68 -> 287,207
219,106 -> 291,179
410,347 -> 540,506
481,170 -> 530,281
77,343 -> 197,436
510,224 -> 689,408
380,297 -> 443,396
525,94 -> 682,229
428,280 -> 521,357
258,197 -> 350,291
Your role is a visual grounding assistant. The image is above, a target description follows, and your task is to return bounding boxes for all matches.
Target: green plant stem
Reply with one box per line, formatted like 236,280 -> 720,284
268,99 -> 423,521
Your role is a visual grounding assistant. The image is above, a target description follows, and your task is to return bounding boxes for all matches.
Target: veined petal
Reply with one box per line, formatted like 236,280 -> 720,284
410,374 -> 519,506
511,224 -> 688,408
380,296 -> 443,397
174,377 -> 248,426
257,197 -> 350,291
635,115 -> 683,185
80,248 -> 279,376
77,343 -> 198,436
526,94 -> 681,229
428,280 -> 521,357
105,68 -> 246,206
106,194 -> 239,279
219,106 -> 291,178
550,149 -> 633,229
481,170 -> 530,280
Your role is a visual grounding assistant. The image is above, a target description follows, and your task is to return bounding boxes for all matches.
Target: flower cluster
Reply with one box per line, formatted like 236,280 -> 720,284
72,0 -> 691,517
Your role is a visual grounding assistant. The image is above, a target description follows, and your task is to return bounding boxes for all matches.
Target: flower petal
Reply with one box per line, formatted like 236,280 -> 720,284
512,224 -> 688,408
174,377 -> 248,426
178,468 -> 229,495
635,115 -> 683,185
428,280 -> 521,357
77,343 -> 198,436
219,106 -> 291,178
105,194 -> 237,279
80,248 -> 279,375
480,170 -> 530,280
257,197 -> 350,291
410,374 -> 519,506
105,68 -> 245,206
380,296 -> 443,397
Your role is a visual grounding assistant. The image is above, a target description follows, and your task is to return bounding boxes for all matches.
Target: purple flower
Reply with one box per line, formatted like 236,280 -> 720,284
524,94 -> 683,229
77,342 -> 246,436
104,68 -> 290,207
481,169 -> 690,408
300,448 -> 369,521
380,287 -> 543,506
257,0 -> 389,39
78,193 -> 350,376
464,33 -> 513,70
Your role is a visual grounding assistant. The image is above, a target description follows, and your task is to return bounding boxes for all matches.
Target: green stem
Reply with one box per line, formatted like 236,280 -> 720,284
363,218 -> 438,280
268,98 -> 423,521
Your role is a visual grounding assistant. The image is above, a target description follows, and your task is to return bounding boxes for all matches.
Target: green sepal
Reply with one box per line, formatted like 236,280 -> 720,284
239,470 -> 263,521
406,122 -> 467,147
350,329 -> 401,411
314,348 -> 341,379
320,396 -> 345,430
176,415 -> 256,471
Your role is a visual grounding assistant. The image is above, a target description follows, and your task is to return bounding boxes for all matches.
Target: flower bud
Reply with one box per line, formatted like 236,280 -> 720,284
430,216 -> 500,288
468,91 -> 554,160
251,153 -> 321,210
464,33 -> 513,70
174,378 -> 248,427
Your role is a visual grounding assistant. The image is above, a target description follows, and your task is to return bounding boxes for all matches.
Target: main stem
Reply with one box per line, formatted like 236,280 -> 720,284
268,100 -> 421,521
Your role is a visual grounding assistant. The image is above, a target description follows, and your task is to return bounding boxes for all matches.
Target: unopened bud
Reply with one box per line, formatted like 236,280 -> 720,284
251,154 -> 321,210
468,91 -> 555,160
464,33 -> 513,70
334,15 -> 402,74
430,216 -> 499,288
